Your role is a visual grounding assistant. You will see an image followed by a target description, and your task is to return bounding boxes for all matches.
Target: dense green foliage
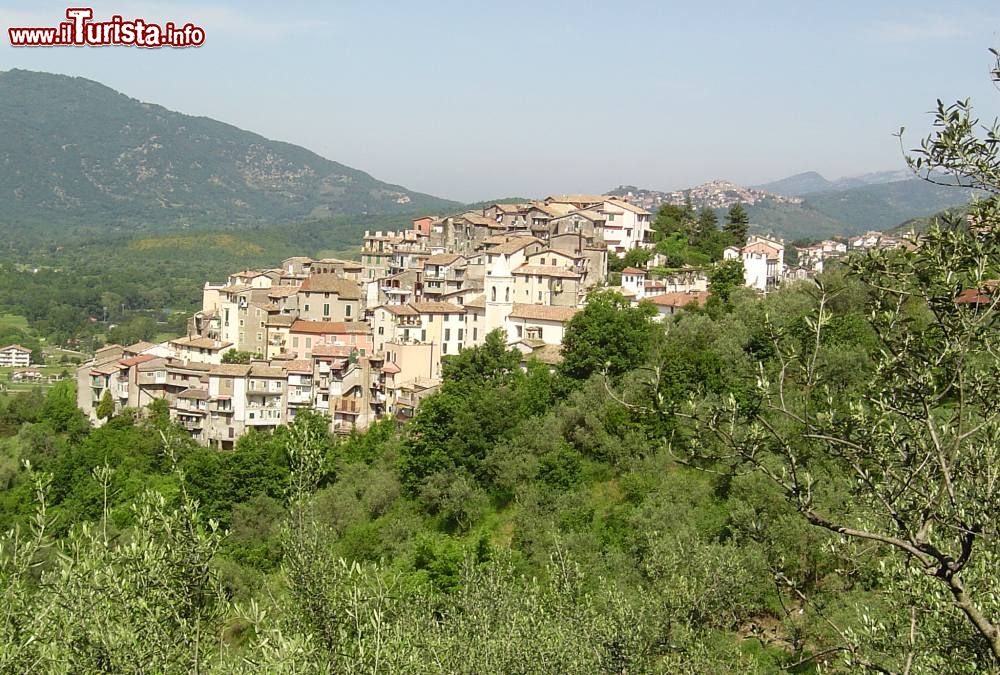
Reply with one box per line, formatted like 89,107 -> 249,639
4,250 -> 996,671
0,70 -> 458,233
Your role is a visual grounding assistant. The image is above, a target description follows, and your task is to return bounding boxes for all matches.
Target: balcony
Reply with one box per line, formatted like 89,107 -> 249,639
334,399 -> 362,415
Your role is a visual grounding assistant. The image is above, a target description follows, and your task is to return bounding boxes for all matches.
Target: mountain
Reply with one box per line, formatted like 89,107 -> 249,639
0,69 -> 459,235
751,171 -> 834,197
613,176 -> 976,241
753,169 -> 916,196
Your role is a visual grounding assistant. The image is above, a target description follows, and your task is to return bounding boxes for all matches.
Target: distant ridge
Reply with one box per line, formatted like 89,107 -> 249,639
0,69 -> 460,234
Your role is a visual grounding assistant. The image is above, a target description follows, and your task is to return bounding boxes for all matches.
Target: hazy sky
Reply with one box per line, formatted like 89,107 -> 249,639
2,1 -> 1000,202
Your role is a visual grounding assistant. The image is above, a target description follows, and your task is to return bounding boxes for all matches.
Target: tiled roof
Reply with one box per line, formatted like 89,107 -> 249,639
311,345 -> 353,357
0,344 -> 31,353
249,364 -> 286,378
512,264 -> 581,279
379,304 -> 419,317
464,294 -> 486,309
123,341 -> 158,354
177,388 -> 210,400
508,304 -> 579,322
604,198 -> 650,215
266,315 -> 295,327
621,267 -> 646,275
210,364 -> 253,377
266,286 -> 300,297
170,337 -> 233,350
545,194 -> 606,205
488,236 -> 542,255
425,253 -> 465,266
299,274 -> 363,299
284,359 -> 313,374
119,354 -> 157,367
290,320 -> 370,334
410,301 -> 466,315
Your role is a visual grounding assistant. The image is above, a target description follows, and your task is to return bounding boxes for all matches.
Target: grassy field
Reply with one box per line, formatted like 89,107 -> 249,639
0,313 -> 29,333
0,364 -> 71,396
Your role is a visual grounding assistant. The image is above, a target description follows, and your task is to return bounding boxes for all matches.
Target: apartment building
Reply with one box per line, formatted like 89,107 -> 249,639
0,344 -> 31,368
724,235 -> 785,291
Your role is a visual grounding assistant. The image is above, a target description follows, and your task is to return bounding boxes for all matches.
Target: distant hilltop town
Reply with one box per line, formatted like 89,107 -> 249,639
610,180 -> 804,211
76,194 -> 908,447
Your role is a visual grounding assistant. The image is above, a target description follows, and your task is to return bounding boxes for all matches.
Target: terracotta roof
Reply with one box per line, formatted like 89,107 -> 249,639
266,286 -> 300,297
249,364 -> 286,378
171,337 -> 232,350
648,291 -> 711,308
459,212 -> 495,227
621,267 -> 647,275
528,343 -> 564,365
954,286 -> 997,306
0,344 -> 30,353
492,203 -> 527,213
210,364 -> 252,377
508,304 -> 579,322
123,341 -> 158,354
604,198 -> 650,216
410,301 -> 466,315
512,264 -> 581,279
743,242 -> 782,259
119,354 -> 157,367
177,388 -> 210,400
266,315 -> 295,327
382,362 -> 401,374
290,320 -> 370,334
464,294 -> 486,309
284,360 -> 313,374
219,284 -> 251,294
311,345 -> 353,358
545,194 -> 606,206
299,274 -> 363,299
425,253 -> 465,266
379,304 -> 419,317
488,236 -> 542,255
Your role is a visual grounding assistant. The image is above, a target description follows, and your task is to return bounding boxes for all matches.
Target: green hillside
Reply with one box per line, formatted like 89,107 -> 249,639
0,69 -> 459,235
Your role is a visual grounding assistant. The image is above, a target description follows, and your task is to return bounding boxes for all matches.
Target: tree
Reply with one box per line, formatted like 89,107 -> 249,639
222,350 -> 261,365
707,259 -> 745,304
559,290 -> 657,381
724,203 -> 749,246
695,207 -> 718,243
95,389 -> 115,421
682,49 -> 1000,668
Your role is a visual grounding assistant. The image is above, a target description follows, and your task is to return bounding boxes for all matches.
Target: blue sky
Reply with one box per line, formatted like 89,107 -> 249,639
2,1 -> 999,201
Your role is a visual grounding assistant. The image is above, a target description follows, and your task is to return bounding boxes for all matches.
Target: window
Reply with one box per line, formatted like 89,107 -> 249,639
346,305 -> 352,318
323,303 -> 330,316
256,332 -> 262,341
378,326 -> 384,335
458,328 -> 464,341
491,287 -> 497,301
304,304 -> 310,312
473,328 -> 478,341
305,337 -> 312,348
421,330 -> 426,342
442,343 -> 448,354
239,319 -> 245,327
292,337 -> 299,348
444,328 -> 451,341
505,288 -> 510,302
516,325 -> 523,338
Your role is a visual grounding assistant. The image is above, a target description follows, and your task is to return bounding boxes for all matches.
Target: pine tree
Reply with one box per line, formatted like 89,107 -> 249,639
95,389 -> 115,420
724,203 -> 749,246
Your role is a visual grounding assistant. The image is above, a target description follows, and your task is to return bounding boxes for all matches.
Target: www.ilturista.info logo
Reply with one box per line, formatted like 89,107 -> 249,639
8,8 -> 205,48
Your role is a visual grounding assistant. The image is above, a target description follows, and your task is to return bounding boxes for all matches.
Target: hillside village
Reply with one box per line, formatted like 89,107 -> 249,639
76,195 -> 908,447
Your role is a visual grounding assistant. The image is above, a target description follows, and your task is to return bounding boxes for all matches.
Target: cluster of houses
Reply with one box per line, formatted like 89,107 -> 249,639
78,193 -> 887,446
77,195 -> 669,446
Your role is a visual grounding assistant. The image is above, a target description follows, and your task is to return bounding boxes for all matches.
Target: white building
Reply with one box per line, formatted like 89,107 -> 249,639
0,344 -> 31,368
724,236 -> 785,292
